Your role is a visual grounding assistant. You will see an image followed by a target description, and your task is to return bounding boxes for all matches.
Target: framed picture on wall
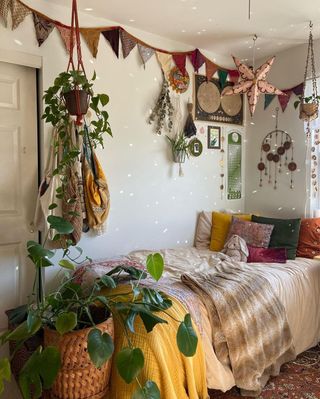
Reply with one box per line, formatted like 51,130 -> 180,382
207,126 -> 221,149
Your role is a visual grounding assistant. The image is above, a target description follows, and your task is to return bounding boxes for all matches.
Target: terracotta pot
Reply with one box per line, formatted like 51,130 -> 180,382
299,102 -> 318,122
173,150 -> 186,163
63,90 -> 90,116
44,317 -> 114,399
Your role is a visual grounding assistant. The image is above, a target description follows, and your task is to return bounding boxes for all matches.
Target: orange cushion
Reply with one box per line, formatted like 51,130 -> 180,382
209,212 -> 251,252
297,218 -> 320,258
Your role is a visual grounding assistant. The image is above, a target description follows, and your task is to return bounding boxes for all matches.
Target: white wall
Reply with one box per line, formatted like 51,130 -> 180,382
0,2 -> 246,272
245,41 -> 320,218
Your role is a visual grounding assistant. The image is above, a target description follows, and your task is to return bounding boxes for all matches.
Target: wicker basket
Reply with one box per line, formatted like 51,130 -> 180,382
299,102 -> 318,122
44,317 -> 114,399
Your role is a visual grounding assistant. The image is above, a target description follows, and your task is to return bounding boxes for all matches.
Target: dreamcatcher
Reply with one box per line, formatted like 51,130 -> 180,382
257,108 -> 297,190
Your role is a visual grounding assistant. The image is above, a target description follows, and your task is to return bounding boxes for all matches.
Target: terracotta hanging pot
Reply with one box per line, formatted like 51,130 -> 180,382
64,89 -> 90,116
299,102 -> 318,122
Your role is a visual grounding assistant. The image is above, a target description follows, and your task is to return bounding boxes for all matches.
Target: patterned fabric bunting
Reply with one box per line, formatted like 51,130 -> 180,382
138,44 -> 155,67
33,13 -> 54,46
278,90 -> 292,112
80,28 -> 101,58
229,69 -> 240,84
264,94 -> 276,110
56,25 -> 75,53
120,29 -> 136,58
102,28 -> 120,58
156,51 -> 172,75
11,0 -> 31,30
173,54 -> 187,75
189,49 -> 205,72
205,59 -> 218,81
0,0 -> 11,27
218,69 -> 228,89
292,83 -> 304,96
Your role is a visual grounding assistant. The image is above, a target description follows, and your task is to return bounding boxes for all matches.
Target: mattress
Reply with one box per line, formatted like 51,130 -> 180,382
128,247 -> 320,392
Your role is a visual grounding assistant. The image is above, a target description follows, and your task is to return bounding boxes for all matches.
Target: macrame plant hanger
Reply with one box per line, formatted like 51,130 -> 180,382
300,21 -> 318,128
66,0 -> 87,125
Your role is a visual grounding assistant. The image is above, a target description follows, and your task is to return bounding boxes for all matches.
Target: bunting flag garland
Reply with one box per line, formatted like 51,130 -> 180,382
102,28 -> 120,58
56,24 -> 76,53
0,0 -> 10,26
292,82 -> 304,96
229,69 -> 240,84
138,44 -> 155,67
189,49 -> 205,72
205,59 -> 218,81
120,29 -> 136,58
10,0 -> 30,30
80,28 -> 101,58
218,69 -> 229,89
278,90 -> 292,112
33,13 -> 54,46
156,52 -> 172,75
264,94 -> 276,110
173,54 -> 187,75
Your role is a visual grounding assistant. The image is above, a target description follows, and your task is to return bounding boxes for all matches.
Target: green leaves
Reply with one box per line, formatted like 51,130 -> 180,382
176,314 -> 198,357
6,320 -> 40,342
27,241 -> 54,268
55,312 -> 77,335
58,259 -> 75,271
47,215 -> 74,234
19,346 -> 61,399
0,358 -> 11,395
99,93 -> 109,106
116,347 -> 144,384
132,380 -> 160,399
146,253 -> 164,281
99,274 -> 116,289
88,328 -> 114,368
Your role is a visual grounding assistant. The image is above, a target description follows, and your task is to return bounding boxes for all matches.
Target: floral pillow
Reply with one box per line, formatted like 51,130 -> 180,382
227,217 -> 274,248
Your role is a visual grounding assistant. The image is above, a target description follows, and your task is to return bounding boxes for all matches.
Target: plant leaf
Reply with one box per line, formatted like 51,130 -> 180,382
146,253 -> 164,281
176,313 -> 198,357
38,346 -> 61,389
88,328 -> 114,368
26,312 -> 42,334
99,94 -> 109,106
116,347 -> 144,384
132,380 -> 160,399
58,259 -> 75,270
6,321 -> 35,342
47,215 -> 74,234
55,312 -> 77,335
0,358 -> 11,395
99,274 -> 116,289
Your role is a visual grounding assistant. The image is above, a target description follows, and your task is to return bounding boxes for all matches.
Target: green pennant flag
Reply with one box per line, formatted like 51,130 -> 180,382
218,70 -> 228,89
264,94 -> 276,110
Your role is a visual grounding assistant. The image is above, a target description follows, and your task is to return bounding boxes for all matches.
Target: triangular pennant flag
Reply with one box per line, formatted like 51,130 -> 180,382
156,51 -> 172,75
205,59 -> 218,81
56,25 -> 75,53
218,69 -> 228,89
10,0 -> 31,30
80,28 -> 101,58
102,28 -> 120,58
120,29 -> 136,58
33,13 -> 54,46
229,69 -> 240,84
138,44 -> 155,67
292,83 -> 304,96
264,94 -> 276,110
173,54 -> 187,75
0,0 -> 11,27
189,49 -> 205,72
278,90 -> 292,112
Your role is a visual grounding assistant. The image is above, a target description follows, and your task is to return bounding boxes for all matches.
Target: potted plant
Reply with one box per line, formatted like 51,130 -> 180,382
294,95 -> 320,122
166,133 -> 190,163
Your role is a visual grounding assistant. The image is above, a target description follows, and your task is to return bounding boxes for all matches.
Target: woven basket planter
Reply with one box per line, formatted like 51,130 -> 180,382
44,317 -> 114,399
299,102 -> 318,122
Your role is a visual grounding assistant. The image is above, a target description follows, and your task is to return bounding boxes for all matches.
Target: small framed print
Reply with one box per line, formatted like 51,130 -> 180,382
189,138 -> 203,157
207,126 -> 221,149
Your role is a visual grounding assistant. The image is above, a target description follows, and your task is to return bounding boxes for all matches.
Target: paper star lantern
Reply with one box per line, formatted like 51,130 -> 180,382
222,56 -> 285,116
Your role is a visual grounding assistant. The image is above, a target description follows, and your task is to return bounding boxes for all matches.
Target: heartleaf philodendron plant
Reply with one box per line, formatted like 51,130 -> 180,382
0,70 -> 198,399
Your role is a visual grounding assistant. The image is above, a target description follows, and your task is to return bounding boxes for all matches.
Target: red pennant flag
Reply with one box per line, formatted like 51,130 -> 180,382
205,59 -> 218,81
102,28 -> 120,58
229,69 -> 240,84
56,25 -> 75,53
189,49 -> 205,72
278,90 -> 292,112
173,54 -> 187,75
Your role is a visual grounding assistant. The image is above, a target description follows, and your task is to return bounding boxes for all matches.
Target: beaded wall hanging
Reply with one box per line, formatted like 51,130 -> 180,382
258,108 -> 297,190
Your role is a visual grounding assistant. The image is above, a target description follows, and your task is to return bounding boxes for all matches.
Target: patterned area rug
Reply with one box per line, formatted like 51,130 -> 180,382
209,344 -> 320,399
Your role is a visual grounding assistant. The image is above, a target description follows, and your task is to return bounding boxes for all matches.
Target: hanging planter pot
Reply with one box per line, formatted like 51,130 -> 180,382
173,150 -> 187,164
44,317 -> 114,399
299,102 -> 318,122
63,89 -> 90,116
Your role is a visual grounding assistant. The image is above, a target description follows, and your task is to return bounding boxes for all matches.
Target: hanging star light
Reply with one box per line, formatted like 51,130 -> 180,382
222,55 -> 285,116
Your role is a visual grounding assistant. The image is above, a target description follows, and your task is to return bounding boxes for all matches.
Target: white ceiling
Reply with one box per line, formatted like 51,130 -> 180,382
50,0 -> 320,63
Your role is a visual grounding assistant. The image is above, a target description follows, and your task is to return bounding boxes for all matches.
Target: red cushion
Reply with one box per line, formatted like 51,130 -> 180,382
297,218 -> 320,258
247,246 -> 287,263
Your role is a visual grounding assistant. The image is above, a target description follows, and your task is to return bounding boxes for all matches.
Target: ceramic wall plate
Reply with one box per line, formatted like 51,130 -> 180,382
189,138 -> 203,157
168,66 -> 190,93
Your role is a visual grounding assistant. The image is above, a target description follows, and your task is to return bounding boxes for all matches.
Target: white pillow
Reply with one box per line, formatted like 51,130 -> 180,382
194,211 -> 212,249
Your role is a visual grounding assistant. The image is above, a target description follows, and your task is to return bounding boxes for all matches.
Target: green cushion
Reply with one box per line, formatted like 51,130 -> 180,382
251,215 -> 301,260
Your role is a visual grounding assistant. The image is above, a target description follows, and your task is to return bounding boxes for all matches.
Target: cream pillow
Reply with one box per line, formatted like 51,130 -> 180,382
194,211 -> 212,249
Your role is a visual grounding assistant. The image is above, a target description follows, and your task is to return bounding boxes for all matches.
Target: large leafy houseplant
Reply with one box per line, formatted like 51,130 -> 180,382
0,72 -> 198,399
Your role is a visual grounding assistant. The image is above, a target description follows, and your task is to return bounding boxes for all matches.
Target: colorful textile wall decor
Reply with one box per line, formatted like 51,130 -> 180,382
227,131 -> 242,200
